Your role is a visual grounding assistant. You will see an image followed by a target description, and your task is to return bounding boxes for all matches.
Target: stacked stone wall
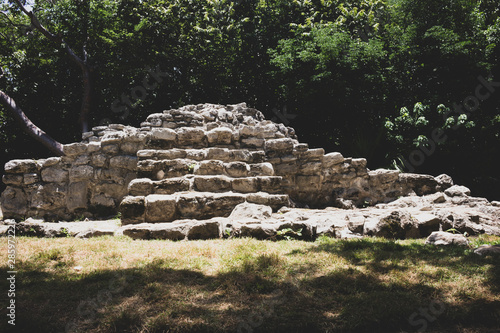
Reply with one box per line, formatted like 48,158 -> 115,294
1,103 -> 452,221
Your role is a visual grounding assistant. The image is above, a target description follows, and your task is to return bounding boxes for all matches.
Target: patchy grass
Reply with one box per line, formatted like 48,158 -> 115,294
1,235 -> 500,333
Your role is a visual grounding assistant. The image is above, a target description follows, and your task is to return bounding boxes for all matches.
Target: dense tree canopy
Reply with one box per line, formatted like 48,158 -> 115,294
1,0 -> 499,199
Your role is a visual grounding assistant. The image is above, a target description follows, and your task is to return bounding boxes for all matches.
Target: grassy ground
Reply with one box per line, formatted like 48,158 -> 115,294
1,235 -> 500,333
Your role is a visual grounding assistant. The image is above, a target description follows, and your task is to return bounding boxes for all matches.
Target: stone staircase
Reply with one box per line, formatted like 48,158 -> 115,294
119,105 -> 293,224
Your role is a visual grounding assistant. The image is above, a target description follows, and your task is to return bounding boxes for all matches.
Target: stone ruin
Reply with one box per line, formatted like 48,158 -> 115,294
1,103 -> 499,241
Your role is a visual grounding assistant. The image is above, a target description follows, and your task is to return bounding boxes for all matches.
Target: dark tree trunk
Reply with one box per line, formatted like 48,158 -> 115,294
0,90 -> 65,156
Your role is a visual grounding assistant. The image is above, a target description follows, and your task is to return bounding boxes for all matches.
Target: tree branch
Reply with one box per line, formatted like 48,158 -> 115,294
0,90 -> 65,156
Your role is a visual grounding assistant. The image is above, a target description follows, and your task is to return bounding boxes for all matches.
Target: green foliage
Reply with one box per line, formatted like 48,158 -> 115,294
0,0 -> 499,199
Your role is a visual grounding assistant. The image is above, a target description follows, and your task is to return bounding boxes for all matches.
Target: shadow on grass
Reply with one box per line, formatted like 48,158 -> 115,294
0,238 -> 499,333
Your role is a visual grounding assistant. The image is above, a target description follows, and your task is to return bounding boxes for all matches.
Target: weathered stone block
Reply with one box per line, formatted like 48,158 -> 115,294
195,160 -> 224,175
207,127 -> 233,145
70,165 -> 94,182
299,162 -> 322,175
225,162 -> 249,177
194,176 -> 231,192
187,221 -> 221,240
24,173 -> 39,185
63,143 -> 87,156
41,167 -> 69,183
129,178 -> 154,196
91,154 -> 107,167
151,128 -> 177,141
257,176 -> 283,194
154,178 -> 190,194
31,183 -> 66,210
265,138 -> 294,156
323,152 -> 344,167
3,174 -> 23,186
176,127 -> 206,146
241,137 -> 265,148
5,159 -> 38,174
74,155 -> 90,165
296,175 -> 321,190
41,157 -> 61,168
231,177 -> 258,193
0,187 -> 28,216
110,155 -> 137,170
102,144 -> 119,155
145,195 -> 177,222
67,182 -> 88,211
120,196 -> 145,224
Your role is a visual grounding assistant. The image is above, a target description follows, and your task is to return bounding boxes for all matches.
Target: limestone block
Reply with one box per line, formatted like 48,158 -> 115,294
41,167 -> 69,183
157,149 -> 187,160
194,176 -> 231,192
323,152 -> 344,167
363,211 -> 418,239
187,220 -> 222,240
87,142 -> 101,153
0,187 -> 28,216
63,143 -> 88,156
274,163 -> 297,176
177,192 -> 246,219
299,162 -> 322,176
369,169 -> 400,185
145,195 -> 177,222
41,157 -> 61,168
110,155 -> 138,170
3,174 -> 23,186
154,178 -> 190,194
207,148 -> 230,161
91,194 -> 115,208
249,163 -> 274,176
207,127 -> 233,145
91,154 -> 107,167
225,162 -> 250,177
232,177 -> 258,193
230,202 -> 272,221
129,178 -> 154,196
137,150 -> 157,159
264,138 -> 294,156
121,141 -> 144,155
70,165 -> 94,182
257,176 -> 283,194
399,173 -> 438,196
30,183 -> 66,210
195,160 -> 224,175
5,159 -> 38,174
444,185 -> 471,197
296,175 -> 321,191
246,193 -> 290,210
176,127 -> 206,146
102,144 -> 119,155
425,231 -> 469,246
256,124 -> 279,139
101,131 -> 125,145
230,149 -> 252,162
435,174 -> 454,190
67,181 -> 88,211
24,173 -> 39,185
241,137 -> 265,148
350,158 -> 367,169
186,149 -> 207,161
299,148 -> 325,161
74,155 -> 90,165
119,196 -> 145,224
151,128 -> 177,141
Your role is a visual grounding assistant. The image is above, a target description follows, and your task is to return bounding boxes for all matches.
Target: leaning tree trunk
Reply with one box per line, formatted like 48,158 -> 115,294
0,90 -> 65,156
14,0 -> 92,133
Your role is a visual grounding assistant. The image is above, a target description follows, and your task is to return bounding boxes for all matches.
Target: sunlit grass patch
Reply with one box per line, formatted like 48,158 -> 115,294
1,235 -> 499,332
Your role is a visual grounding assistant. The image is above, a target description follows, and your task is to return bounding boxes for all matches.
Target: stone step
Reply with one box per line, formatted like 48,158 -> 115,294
137,148 -> 266,163
137,158 -> 275,180
128,175 -> 285,196
120,192 -> 291,224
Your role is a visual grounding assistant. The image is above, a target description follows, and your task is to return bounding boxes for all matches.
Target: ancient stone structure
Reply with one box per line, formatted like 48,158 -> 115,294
0,103 -> 491,230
